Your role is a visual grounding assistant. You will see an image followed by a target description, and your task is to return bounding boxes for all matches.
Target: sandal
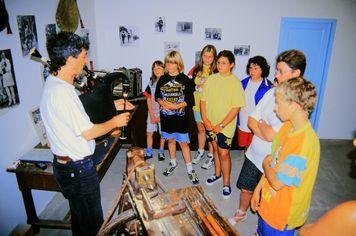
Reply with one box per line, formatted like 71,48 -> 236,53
228,209 -> 247,226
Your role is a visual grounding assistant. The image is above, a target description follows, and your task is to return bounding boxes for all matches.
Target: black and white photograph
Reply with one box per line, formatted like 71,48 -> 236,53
45,23 -> 57,41
195,51 -> 201,65
0,49 -> 20,112
17,15 -> 38,56
176,21 -> 193,34
118,26 -> 140,46
29,107 -> 48,146
233,45 -> 251,56
41,65 -> 50,84
205,28 -> 222,40
80,28 -> 90,46
155,16 -> 166,33
164,41 -> 180,54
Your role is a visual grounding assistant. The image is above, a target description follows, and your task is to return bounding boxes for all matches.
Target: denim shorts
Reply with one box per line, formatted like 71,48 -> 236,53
193,111 -> 203,123
161,131 -> 190,143
146,114 -> 161,133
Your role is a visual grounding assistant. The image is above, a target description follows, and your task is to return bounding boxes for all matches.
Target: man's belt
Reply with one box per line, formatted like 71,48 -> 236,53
53,154 -> 72,164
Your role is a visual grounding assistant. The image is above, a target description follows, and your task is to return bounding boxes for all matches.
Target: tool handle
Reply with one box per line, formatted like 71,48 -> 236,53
194,205 -> 218,236
206,214 -> 227,236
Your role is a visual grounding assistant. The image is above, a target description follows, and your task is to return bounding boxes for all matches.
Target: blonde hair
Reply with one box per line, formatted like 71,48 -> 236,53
276,77 -> 317,115
164,50 -> 184,73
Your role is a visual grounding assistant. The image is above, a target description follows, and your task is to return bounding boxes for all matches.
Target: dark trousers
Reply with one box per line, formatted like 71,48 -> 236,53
53,156 -> 103,236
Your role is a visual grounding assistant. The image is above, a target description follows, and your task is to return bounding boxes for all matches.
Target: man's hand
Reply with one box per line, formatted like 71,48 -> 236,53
114,99 -> 134,111
114,112 -> 130,127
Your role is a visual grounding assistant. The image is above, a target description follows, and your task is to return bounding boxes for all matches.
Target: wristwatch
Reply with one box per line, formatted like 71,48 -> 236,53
219,123 -> 225,129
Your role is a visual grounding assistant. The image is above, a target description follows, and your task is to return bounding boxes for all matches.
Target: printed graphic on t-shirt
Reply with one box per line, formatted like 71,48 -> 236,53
160,80 -> 186,117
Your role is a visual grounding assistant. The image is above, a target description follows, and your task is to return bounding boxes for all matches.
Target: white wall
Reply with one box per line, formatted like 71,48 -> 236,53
94,0 -> 356,139
0,0 -> 96,234
0,0 -> 355,233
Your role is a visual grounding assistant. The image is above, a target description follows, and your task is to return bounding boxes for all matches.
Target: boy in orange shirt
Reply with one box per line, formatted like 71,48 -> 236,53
251,77 -> 320,236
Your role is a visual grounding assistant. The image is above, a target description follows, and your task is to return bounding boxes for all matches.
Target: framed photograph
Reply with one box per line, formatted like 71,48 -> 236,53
164,42 -> 180,54
41,65 -> 50,84
45,23 -> 57,41
205,28 -> 222,40
234,45 -> 251,56
155,16 -> 166,33
118,26 -> 140,47
80,28 -> 90,45
17,15 -> 38,56
176,21 -> 193,34
0,49 -> 20,111
29,107 -> 48,146
80,28 -> 90,55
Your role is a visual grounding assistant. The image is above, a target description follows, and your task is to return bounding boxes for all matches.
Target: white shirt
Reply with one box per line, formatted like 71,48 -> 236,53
239,80 -> 261,132
40,75 -> 95,161
245,88 -> 283,172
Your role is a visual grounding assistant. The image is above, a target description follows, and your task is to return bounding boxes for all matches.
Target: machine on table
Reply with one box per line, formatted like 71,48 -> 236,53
98,147 -> 240,236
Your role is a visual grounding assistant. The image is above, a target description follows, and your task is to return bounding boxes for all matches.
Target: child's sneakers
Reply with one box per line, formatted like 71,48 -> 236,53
222,185 -> 231,199
144,154 -> 153,160
158,152 -> 165,162
228,210 -> 247,226
163,162 -> 177,176
201,154 -> 214,169
192,151 -> 204,164
188,170 -> 199,185
205,175 -> 222,186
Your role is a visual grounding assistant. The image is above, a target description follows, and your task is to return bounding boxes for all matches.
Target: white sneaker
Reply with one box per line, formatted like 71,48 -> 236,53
201,155 -> 214,169
192,151 -> 204,164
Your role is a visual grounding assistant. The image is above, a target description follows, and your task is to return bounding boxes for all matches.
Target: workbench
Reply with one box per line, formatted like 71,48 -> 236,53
7,134 -> 123,233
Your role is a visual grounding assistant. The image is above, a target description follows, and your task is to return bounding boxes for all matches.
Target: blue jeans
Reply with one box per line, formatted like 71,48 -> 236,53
53,156 -> 103,236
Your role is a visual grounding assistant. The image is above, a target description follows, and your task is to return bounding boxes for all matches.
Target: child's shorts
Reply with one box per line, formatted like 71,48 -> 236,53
193,111 -> 203,123
237,128 -> 253,148
161,131 -> 190,143
257,217 -> 296,236
146,114 -> 161,133
206,130 -> 232,150
236,157 -> 262,191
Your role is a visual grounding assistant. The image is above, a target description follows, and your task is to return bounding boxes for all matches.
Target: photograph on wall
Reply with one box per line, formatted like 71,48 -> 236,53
233,45 -> 250,56
176,21 -> 193,34
118,26 -> 140,47
195,51 -> 201,65
155,16 -> 166,33
0,49 -> 20,112
45,23 -> 57,41
29,107 -> 48,146
205,28 -> 222,40
17,15 -> 38,56
80,28 -> 90,45
80,28 -> 90,55
164,41 -> 180,55
41,65 -> 50,84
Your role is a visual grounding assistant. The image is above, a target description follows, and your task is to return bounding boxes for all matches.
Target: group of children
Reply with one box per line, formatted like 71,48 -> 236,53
143,47 -> 320,236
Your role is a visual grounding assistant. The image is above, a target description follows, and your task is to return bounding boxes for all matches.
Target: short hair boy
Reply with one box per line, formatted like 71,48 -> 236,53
251,77 -> 319,235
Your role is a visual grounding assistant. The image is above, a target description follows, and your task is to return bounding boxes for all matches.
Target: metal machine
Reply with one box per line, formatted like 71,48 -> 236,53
97,147 -> 240,236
